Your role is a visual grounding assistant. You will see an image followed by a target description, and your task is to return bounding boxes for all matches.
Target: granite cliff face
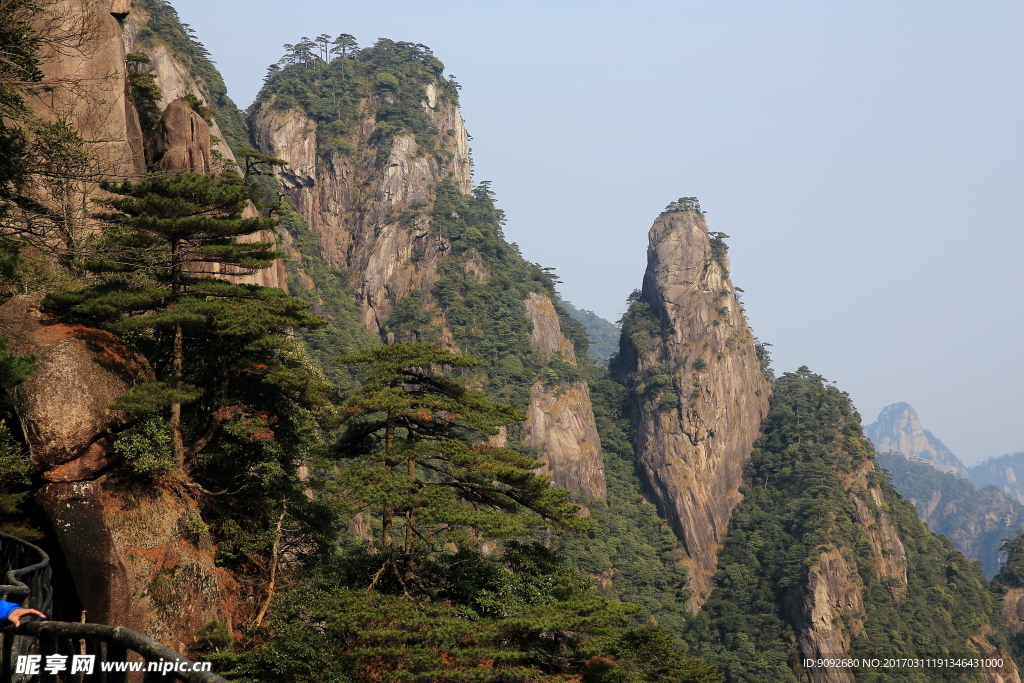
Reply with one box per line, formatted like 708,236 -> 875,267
865,402 -> 969,477
251,93 -> 470,332
523,292 -> 606,500
791,454 -> 910,681
618,208 -> 769,606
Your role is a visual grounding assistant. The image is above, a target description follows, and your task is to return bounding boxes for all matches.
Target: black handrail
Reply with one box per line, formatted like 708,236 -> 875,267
0,533 -> 229,683
0,533 -> 51,616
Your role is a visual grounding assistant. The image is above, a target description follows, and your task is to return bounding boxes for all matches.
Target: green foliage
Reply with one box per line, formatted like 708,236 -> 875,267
994,531 -> 1024,590
426,180 -> 569,406
0,0 -> 41,211
383,291 -> 438,343
41,173 -> 337,607
685,367 -> 997,683
708,232 -> 729,276
753,339 -> 774,383
585,626 -> 723,683
331,343 -> 588,583
0,335 -> 35,396
0,419 -> 40,540
0,336 -> 36,539
214,542 -> 718,683
254,36 -> 456,155
114,415 -> 175,480
662,197 -> 705,216
181,93 -> 215,124
878,451 -> 1024,577
125,54 -> 163,141
134,0 -> 249,149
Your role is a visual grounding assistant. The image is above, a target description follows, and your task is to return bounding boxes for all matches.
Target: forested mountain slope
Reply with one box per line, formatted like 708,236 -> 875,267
687,369 -> 1018,683
246,37 -> 608,500
878,451 -> 1024,578
3,1 -> 1023,682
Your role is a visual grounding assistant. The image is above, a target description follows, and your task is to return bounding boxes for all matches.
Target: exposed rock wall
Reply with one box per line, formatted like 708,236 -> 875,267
620,209 -> 769,607
252,95 -> 470,332
865,402 -> 969,477
790,549 -> 863,683
150,99 -> 212,173
123,12 -> 239,171
522,293 -> 606,500
27,0 -> 145,177
0,296 -> 225,649
969,627 -> 1023,683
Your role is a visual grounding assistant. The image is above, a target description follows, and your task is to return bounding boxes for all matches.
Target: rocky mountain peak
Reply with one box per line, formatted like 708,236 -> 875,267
865,402 -> 968,477
619,206 -> 770,608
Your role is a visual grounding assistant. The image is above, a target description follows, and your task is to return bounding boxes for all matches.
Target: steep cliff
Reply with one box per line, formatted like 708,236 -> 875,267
523,292 -> 606,500
249,40 -> 606,499
865,402 -> 969,477
616,204 -> 769,605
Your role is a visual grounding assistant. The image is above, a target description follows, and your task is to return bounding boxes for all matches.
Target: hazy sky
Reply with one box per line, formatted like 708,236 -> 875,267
168,0 -> 1023,464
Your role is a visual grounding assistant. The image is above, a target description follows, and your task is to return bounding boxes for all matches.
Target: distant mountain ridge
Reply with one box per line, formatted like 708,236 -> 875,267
866,402 -> 1024,504
867,402 -> 1024,577
970,451 -> 1024,505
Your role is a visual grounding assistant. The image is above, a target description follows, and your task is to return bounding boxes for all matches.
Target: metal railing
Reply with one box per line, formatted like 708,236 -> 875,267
0,533 -> 229,683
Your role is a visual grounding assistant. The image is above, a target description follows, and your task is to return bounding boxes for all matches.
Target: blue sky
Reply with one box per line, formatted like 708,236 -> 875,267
169,0 -> 1024,463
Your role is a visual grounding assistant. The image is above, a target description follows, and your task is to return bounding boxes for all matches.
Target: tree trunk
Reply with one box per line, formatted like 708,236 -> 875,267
404,456 -> 416,582
254,503 -> 286,627
382,411 -> 395,547
170,322 -> 184,464
170,237 -> 184,466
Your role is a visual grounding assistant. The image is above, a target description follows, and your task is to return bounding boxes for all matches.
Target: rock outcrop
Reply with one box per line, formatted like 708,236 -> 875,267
27,0 -> 145,177
0,295 -> 225,649
865,402 -> 969,477
790,549 -> 863,683
252,95 -> 470,332
523,293 -> 606,500
150,99 -> 212,173
619,209 -> 769,607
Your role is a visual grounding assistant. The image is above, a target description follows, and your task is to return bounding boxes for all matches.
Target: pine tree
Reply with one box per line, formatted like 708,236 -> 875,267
45,172 -> 322,470
332,342 -> 588,589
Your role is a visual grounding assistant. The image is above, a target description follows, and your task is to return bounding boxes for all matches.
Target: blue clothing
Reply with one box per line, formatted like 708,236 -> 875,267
0,600 -> 20,621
